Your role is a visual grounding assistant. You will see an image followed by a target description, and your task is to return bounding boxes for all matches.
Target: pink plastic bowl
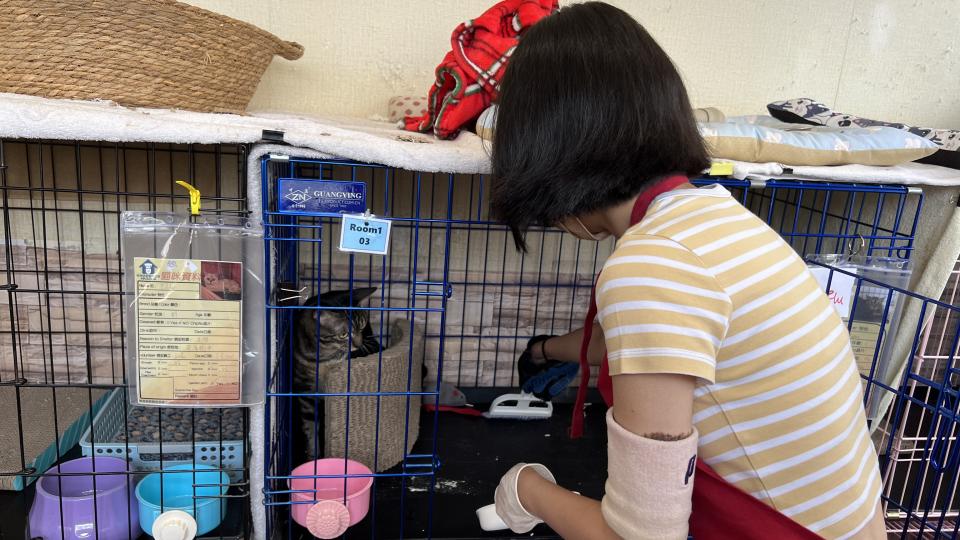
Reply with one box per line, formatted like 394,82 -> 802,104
289,459 -> 373,539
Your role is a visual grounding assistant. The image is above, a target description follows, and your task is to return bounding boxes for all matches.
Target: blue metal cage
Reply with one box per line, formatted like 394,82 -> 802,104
258,154 -> 960,539
261,156 -> 456,539
813,263 -> 960,538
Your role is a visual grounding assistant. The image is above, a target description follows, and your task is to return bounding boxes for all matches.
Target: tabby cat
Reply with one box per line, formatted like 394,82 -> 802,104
293,287 -> 382,460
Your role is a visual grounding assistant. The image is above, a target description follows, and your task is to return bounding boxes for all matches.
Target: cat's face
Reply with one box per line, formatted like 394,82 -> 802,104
314,311 -> 366,353
304,287 -> 377,354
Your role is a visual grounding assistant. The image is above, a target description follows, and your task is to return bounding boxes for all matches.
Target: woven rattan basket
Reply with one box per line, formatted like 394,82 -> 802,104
0,0 -> 304,113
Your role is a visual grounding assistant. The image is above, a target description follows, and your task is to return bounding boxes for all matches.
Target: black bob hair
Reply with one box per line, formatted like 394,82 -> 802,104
490,1 -> 708,250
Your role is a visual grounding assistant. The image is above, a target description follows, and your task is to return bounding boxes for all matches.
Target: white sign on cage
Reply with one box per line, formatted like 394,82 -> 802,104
338,212 -> 392,256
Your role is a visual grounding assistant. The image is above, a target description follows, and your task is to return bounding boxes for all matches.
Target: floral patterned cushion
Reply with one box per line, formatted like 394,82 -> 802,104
768,98 -> 960,169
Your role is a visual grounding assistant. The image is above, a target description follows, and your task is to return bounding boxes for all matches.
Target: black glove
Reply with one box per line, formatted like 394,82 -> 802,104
517,335 -> 579,401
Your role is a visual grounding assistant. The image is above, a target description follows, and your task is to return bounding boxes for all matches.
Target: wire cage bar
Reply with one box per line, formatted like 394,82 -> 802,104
814,262 -> 960,538
869,258 -> 960,537
0,137 -> 944,540
0,138 -> 252,539
437,176 -> 923,394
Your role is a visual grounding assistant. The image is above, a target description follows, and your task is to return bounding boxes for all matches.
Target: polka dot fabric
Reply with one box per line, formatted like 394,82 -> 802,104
388,96 -> 428,123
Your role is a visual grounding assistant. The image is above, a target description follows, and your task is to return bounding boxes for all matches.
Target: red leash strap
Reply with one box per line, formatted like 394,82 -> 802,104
422,404 -> 484,417
569,175 -> 689,438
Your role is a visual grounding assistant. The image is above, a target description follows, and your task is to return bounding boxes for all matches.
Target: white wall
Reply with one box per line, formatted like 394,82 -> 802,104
189,0 -> 960,128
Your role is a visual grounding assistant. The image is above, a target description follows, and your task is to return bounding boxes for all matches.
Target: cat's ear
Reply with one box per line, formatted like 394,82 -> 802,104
350,287 -> 378,305
317,289 -> 351,307
318,287 -> 378,306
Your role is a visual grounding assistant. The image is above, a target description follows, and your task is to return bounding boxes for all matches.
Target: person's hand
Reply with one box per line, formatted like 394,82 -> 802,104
521,360 -> 579,400
518,336 -> 579,401
494,463 -> 556,533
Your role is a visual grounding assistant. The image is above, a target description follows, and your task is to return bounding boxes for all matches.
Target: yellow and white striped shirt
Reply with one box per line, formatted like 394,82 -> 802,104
597,184 -> 881,539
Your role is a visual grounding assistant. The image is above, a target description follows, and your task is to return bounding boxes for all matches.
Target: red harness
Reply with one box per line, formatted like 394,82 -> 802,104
569,175 -> 822,539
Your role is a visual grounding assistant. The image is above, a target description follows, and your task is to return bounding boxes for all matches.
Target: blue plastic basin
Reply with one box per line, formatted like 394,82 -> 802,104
135,464 -> 228,536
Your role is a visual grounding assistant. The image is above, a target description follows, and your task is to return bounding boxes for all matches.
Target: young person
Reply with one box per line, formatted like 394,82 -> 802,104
489,3 -> 886,539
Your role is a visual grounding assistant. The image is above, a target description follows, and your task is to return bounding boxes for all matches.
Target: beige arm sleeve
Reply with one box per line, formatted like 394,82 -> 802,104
601,409 -> 698,540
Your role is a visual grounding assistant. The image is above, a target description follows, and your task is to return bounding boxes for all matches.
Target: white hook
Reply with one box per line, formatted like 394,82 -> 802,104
847,234 -> 865,258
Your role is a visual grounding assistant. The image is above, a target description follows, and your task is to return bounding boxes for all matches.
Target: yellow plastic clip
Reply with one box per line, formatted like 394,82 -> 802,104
708,161 -> 734,177
175,180 -> 201,216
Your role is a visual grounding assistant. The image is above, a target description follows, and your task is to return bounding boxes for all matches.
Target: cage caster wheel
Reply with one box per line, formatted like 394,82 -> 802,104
152,510 -> 198,540
306,500 -> 351,539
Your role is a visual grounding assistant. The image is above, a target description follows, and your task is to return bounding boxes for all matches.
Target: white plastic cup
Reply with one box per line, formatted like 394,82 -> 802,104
476,504 -> 508,531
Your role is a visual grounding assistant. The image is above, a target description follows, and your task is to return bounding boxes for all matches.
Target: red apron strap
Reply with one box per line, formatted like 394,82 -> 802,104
690,460 -> 824,539
569,174 -> 689,438
569,284 -> 598,439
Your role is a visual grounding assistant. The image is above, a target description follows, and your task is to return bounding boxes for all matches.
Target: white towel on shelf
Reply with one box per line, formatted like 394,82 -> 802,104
0,92 -> 491,175
721,158 -> 960,187
245,143 -> 335,540
4,91 -> 960,186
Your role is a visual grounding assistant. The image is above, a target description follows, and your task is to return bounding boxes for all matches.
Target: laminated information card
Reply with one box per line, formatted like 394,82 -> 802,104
134,257 -> 243,405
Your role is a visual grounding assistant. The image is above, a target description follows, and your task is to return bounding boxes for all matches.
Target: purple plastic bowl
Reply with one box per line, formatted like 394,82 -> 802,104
28,457 -> 141,540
